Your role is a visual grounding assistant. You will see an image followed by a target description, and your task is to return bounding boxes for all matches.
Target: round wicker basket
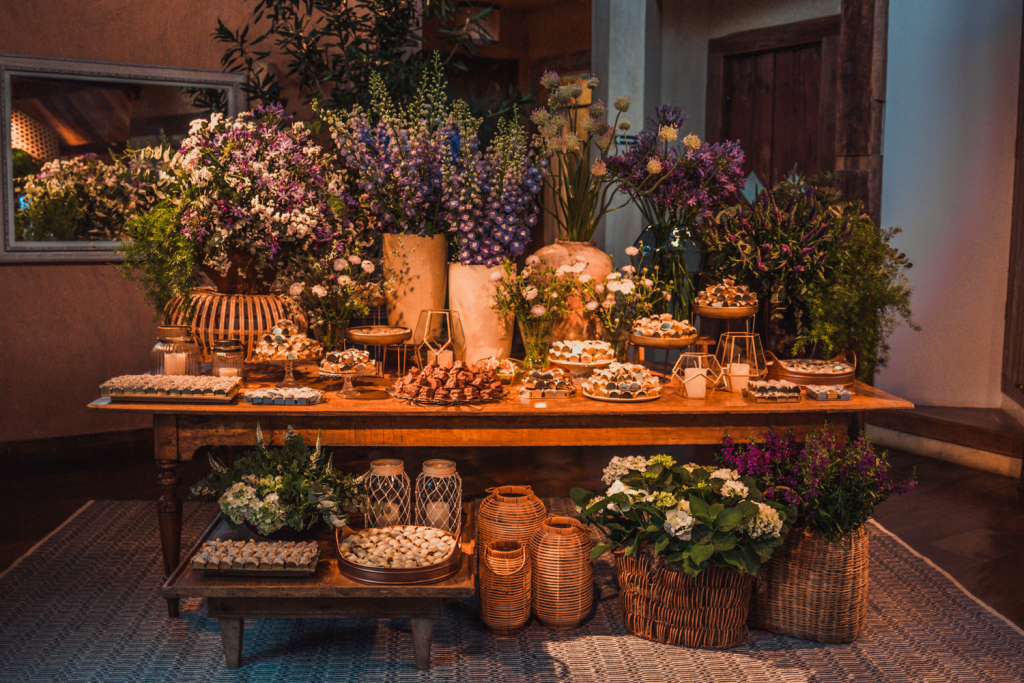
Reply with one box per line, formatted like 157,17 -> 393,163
477,486 -> 548,554
749,526 -> 869,643
480,540 -> 532,635
615,549 -> 755,649
530,516 -> 593,630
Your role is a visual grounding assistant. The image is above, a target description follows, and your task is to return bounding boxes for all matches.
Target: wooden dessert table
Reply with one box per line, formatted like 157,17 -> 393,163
87,365 -> 913,617
163,503 -> 477,670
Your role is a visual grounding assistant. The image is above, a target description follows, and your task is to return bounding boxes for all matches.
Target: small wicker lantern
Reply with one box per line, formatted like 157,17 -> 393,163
530,516 -> 593,630
671,352 -> 724,399
480,539 -> 532,635
478,486 -> 548,554
715,332 -> 767,392
365,459 -> 411,528
414,459 -> 462,534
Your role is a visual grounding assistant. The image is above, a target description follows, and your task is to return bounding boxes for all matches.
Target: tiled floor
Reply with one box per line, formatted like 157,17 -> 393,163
1,437 -> 1021,628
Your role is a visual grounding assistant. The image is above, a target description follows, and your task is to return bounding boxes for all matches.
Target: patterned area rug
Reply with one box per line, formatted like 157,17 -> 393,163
1,499 -> 1022,683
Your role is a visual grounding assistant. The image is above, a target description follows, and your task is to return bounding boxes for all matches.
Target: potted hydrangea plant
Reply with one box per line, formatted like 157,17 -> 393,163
571,454 -> 795,648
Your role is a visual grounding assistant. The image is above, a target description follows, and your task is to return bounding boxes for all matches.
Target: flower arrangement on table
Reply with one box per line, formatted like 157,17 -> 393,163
571,454 -> 795,577
490,255 -> 582,368
190,425 -> 366,538
605,105 -> 746,312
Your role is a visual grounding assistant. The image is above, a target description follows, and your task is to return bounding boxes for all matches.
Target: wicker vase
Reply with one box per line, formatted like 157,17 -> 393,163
477,486 -> 548,553
480,540 -> 532,635
530,516 -> 593,630
615,549 -> 755,649
749,526 -> 869,643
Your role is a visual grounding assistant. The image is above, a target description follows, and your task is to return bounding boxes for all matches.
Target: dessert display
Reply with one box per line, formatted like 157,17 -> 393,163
191,538 -> 320,574
100,374 -> 240,402
742,379 -> 802,403
242,387 -> 325,405
389,361 -> 504,403
346,326 -> 413,346
339,525 -> 457,569
765,350 -> 857,387
548,340 -> 614,365
350,327 -> 409,337
632,314 -> 696,339
519,367 -> 575,399
805,384 -> 853,401
320,349 -> 376,374
582,362 -> 663,402
694,279 -> 758,311
776,358 -> 854,374
254,319 -> 323,361
479,357 -> 519,383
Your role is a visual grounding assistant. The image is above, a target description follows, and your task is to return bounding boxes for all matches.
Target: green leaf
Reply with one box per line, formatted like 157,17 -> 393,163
590,543 -> 612,561
654,534 -> 670,556
688,495 -> 710,519
715,507 -> 744,532
690,543 -> 714,565
708,503 -> 725,521
570,487 -> 592,509
712,531 -> 737,552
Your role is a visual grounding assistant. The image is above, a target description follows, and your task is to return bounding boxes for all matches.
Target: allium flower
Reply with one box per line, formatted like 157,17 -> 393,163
524,286 -> 538,301
586,77 -> 599,89
586,301 -> 599,311
588,101 -> 607,119
333,259 -> 347,271
618,120 -> 631,132
614,95 -> 631,112
489,270 -> 503,282
311,285 -> 327,297
655,104 -> 688,127
646,158 -> 663,174
658,125 -> 678,142
591,159 -> 608,177
288,283 -> 304,297
361,261 -> 375,274
337,275 -> 352,285
683,134 -> 701,150
530,304 -> 546,317
526,255 -> 540,267
540,71 -> 561,89
625,246 -> 639,256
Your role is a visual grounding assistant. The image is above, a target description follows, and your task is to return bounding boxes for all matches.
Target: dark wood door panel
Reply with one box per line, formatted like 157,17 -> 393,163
724,52 -> 775,179
772,43 -> 822,178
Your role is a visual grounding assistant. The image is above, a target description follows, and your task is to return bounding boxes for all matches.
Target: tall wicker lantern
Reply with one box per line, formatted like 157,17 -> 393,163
480,539 -> 532,635
365,459 -> 411,528
478,486 -> 548,553
530,516 -> 593,630
414,459 -> 462,534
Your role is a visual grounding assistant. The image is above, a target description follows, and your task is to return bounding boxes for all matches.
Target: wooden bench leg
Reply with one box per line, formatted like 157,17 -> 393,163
411,617 -> 433,670
156,459 -> 182,618
219,617 -> 244,669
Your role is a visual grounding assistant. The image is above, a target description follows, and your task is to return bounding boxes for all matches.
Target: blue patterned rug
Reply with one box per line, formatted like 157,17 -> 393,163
0,499 -> 1022,682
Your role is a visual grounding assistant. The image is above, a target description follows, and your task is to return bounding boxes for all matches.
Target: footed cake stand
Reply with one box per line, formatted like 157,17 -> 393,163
265,358 -> 321,388
320,368 -> 377,398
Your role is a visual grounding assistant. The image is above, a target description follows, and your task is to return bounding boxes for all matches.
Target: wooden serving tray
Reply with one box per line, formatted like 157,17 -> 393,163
347,326 -> 412,346
335,528 -> 463,585
741,388 -> 801,403
582,390 -> 662,403
693,303 -> 758,319
629,333 -> 698,349
107,387 -> 239,404
765,350 -> 857,387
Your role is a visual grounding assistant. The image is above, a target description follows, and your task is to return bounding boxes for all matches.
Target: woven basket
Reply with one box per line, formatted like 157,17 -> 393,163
530,516 -> 593,630
480,540 -> 532,635
750,526 -> 869,643
615,549 -> 755,649
478,486 -> 548,553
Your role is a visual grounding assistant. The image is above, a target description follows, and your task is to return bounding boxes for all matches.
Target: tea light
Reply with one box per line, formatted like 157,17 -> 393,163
215,367 -> 240,378
728,363 -> 750,393
164,353 -> 188,376
682,368 -> 709,399
424,501 -> 449,528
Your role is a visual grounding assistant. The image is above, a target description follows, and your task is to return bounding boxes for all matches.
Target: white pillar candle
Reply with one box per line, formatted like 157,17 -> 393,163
164,353 -> 188,376
425,501 -> 449,529
215,367 -> 240,378
683,368 -> 709,399
729,363 -> 750,393
428,348 -> 454,366
378,502 -> 402,526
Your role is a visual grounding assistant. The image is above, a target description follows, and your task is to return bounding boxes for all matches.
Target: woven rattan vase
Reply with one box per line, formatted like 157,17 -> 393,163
530,516 -> 593,630
478,486 -> 548,553
749,526 -> 869,643
480,540 -> 532,635
615,549 -> 755,649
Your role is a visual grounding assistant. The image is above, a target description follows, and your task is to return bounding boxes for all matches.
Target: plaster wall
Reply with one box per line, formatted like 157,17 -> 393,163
877,0 -> 1023,407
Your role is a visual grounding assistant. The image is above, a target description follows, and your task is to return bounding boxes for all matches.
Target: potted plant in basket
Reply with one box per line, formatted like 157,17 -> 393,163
190,425 -> 366,540
571,454 -> 796,649
718,428 -> 916,642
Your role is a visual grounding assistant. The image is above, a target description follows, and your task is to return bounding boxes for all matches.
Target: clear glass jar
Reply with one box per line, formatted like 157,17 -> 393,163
212,339 -> 245,379
151,325 -> 202,376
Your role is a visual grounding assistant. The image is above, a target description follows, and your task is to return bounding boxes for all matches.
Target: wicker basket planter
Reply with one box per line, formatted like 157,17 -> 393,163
478,486 -> 548,553
480,540 -> 532,635
749,526 -> 869,643
530,517 -> 593,630
615,549 -> 755,649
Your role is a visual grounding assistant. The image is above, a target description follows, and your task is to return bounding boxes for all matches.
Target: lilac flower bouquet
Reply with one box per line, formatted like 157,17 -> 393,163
718,428 -> 916,542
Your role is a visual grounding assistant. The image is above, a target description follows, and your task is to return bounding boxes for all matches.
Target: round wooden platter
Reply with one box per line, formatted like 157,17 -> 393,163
581,389 -> 663,403
629,333 -> 699,350
346,326 -> 412,346
692,304 -> 759,319
547,358 -> 614,374
335,528 -> 463,585
765,350 -> 857,388
318,368 -> 377,381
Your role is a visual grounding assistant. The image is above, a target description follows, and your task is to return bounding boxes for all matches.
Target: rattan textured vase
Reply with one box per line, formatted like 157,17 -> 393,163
615,549 -> 755,649
477,486 -> 548,553
530,516 -> 593,630
480,540 -> 532,635
749,526 -> 869,643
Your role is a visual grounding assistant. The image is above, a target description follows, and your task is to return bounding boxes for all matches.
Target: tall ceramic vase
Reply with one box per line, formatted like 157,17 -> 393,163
448,263 -> 513,363
382,233 -> 448,343
534,240 -> 612,341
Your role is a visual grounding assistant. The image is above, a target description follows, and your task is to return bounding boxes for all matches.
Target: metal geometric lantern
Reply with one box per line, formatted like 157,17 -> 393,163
715,332 -> 768,393
415,459 -> 462,534
414,309 -> 466,366
671,352 -> 724,399
365,459 -> 411,528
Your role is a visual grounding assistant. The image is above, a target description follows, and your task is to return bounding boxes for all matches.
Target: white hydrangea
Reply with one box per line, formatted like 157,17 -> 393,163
741,502 -> 784,539
720,480 -> 749,499
664,501 -> 695,541
219,482 -> 256,526
602,455 -> 649,485
606,479 -> 640,512
710,468 -> 739,481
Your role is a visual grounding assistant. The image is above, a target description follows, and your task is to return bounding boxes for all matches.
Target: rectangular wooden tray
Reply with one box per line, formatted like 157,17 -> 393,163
194,551 -> 321,578
805,389 -> 853,401
107,387 -> 239,404
742,388 -> 801,404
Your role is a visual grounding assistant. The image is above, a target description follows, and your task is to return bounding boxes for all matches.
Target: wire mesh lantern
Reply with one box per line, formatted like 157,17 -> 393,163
715,332 -> 767,393
365,459 -> 411,528
415,459 -> 462,534
414,310 -> 466,367
671,352 -> 724,399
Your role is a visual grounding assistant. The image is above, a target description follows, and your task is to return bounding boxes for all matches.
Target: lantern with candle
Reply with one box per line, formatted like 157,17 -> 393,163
414,309 -> 466,367
365,459 -> 411,527
415,459 -> 462,534
715,332 -> 767,393
671,352 -> 723,399
211,339 -> 245,379
151,325 -> 202,376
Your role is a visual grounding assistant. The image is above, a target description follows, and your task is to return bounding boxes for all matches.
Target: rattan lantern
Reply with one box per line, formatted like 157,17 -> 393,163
478,486 -> 548,554
530,516 -> 593,630
414,459 -> 462,534
671,352 -> 724,399
715,332 -> 767,393
365,459 -> 411,528
414,309 -> 466,366
480,539 -> 532,635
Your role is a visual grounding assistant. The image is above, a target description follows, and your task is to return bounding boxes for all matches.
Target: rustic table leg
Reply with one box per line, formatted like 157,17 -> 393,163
218,617 -> 244,669
155,414 -> 182,618
411,617 -> 434,670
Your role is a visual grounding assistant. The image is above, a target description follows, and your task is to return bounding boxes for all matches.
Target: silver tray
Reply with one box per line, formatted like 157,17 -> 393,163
386,388 -> 506,406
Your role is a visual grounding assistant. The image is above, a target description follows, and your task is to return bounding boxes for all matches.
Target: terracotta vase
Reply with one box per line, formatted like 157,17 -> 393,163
201,246 -> 277,295
448,263 -> 513,363
382,233 -> 448,343
533,240 -> 611,340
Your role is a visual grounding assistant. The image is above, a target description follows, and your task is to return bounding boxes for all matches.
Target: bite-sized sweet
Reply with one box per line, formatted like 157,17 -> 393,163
744,379 -> 801,402
632,313 -> 696,339
777,358 -> 853,374
339,525 -> 457,569
321,348 -> 376,373
100,374 -> 240,396
254,319 -> 323,361
191,538 -> 319,571
805,384 -> 853,400
242,387 -> 325,405
391,361 -> 503,402
582,362 -> 662,399
548,339 -> 614,364
518,367 -> 575,399
694,279 -> 758,308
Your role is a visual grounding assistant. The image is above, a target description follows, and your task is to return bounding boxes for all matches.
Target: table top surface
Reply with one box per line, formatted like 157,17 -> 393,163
164,504 -> 477,600
90,365 -> 913,418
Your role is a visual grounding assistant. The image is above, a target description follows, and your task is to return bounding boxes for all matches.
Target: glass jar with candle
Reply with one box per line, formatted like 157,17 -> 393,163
212,339 -> 245,379
415,459 -> 462,534
365,459 -> 411,528
151,326 -> 201,376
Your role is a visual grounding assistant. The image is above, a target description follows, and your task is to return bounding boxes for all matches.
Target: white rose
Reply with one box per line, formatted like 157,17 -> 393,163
361,261 -> 375,273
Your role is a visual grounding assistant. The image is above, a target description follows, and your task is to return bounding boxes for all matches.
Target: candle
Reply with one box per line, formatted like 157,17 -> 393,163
729,363 -> 750,393
215,367 -> 240,378
378,502 -> 402,526
425,501 -> 449,529
682,368 -> 709,399
164,353 -> 188,376
428,348 -> 454,366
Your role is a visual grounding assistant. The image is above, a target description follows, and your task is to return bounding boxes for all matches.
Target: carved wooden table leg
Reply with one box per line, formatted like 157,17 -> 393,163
218,618 -> 244,669
154,414 -> 182,617
411,617 -> 434,671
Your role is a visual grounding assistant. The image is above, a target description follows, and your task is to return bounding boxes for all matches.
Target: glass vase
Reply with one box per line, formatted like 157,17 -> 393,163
517,317 -> 553,371
637,225 -> 699,316
609,329 -> 631,363
314,320 -> 349,353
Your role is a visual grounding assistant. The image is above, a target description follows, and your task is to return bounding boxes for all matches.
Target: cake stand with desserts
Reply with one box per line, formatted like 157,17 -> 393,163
581,362 -> 664,403
320,349 -> 379,398
253,319 -> 324,388
346,326 -> 413,377
546,340 -> 615,377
